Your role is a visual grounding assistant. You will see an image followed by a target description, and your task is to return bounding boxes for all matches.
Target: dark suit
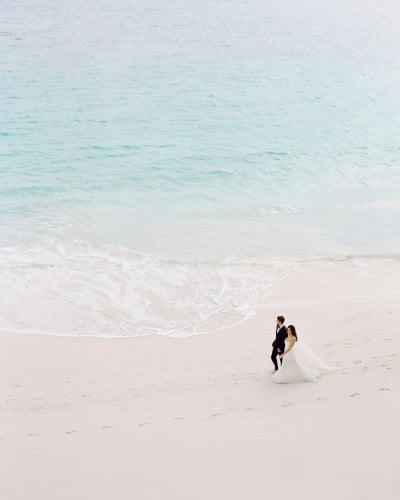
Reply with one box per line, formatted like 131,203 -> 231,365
271,325 -> 287,371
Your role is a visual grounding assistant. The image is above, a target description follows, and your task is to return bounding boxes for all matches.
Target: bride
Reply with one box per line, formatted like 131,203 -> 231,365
272,325 -> 329,384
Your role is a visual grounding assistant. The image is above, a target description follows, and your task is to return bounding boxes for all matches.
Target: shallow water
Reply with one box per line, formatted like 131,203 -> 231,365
1,0 -> 400,336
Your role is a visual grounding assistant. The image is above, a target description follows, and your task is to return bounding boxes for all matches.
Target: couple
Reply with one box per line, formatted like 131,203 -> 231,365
271,315 -> 329,383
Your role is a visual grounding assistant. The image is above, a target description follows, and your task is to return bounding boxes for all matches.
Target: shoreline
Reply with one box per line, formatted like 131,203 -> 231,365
1,253 -> 399,340
1,264 -> 399,500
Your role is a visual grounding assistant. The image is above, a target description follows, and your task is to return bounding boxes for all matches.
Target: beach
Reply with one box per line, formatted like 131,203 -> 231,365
2,1 -> 400,498
2,264 -> 399,500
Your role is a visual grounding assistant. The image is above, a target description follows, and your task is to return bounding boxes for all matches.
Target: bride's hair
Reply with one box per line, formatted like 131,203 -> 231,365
288,325 -> 298,341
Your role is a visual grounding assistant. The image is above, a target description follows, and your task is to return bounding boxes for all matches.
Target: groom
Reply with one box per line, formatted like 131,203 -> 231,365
271,315 -> 287,372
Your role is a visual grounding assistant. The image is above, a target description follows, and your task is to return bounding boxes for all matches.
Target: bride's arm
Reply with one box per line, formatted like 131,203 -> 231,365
280,339 -> 295,357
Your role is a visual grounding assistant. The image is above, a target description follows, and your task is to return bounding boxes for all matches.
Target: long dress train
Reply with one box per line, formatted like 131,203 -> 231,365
272,339 -> 329,384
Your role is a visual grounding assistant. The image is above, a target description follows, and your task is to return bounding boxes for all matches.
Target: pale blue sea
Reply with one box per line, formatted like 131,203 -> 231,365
1,0 -> 400,336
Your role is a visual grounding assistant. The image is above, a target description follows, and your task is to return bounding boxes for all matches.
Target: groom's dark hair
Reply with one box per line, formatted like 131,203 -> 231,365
277,315 -> 285,324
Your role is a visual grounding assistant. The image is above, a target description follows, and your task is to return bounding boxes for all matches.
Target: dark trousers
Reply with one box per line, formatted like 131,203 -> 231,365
271,346 -> 283,371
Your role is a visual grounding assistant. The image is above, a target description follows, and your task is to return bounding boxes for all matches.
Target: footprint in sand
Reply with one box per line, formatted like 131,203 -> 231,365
350,393 -> 360,397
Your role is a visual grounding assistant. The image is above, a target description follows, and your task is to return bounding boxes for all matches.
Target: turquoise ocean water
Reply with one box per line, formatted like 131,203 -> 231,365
1,0 -> 400,336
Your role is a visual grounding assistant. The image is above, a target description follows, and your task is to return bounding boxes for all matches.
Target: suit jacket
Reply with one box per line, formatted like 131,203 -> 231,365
272,325 -> 287,352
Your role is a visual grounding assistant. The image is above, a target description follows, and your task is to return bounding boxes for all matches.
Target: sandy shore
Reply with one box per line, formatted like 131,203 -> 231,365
1,263 -> 399,500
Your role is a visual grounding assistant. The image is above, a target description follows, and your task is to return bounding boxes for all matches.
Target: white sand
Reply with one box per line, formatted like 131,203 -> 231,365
1,264 -> 399,500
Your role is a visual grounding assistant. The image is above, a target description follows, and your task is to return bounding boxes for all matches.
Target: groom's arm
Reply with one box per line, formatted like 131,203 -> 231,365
276,330 -> 286,351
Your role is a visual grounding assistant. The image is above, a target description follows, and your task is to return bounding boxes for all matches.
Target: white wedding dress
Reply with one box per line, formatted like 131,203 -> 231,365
272,339 -> 329,384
